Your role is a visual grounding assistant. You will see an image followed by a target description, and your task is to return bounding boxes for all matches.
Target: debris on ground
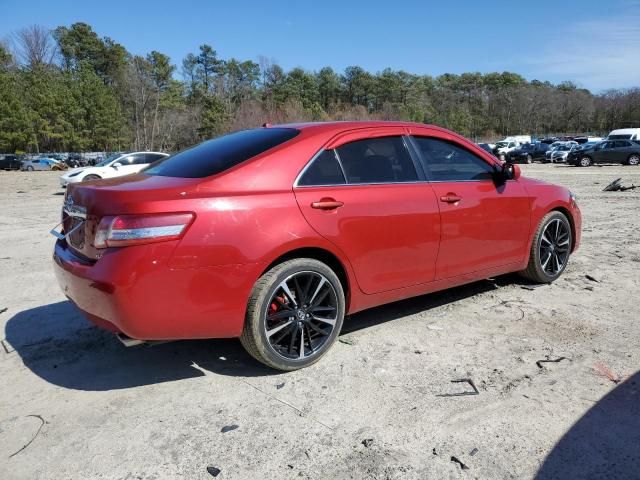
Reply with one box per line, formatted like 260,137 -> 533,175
206,466 -> 221,477
603,178 -> 638,192
9,415 -> 46,458
469,447 -> 479,456
339,337 -> 355,345
361,438 -> 374,448
593,362 -> 621,384
426,324 -> 443,331
0,307 -> 7,314
585,274 -> 600,283
220,424 -> 239,433
437,378 -> 479,397
450,456 -> 469,470
536,357 -> 568,369
276,382 -> 285,389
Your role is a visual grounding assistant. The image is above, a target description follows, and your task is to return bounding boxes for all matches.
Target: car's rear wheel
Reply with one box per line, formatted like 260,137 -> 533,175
627,154 -> 640,166
520,211 -> 572,283
27,166 -> 34,171
579,156 -> 592,167
240,258 -> 345,371
83,174 -> 101,181
526,154 -> 533,164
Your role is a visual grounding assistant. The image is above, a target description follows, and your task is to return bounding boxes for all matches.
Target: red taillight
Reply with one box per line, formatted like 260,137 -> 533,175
94,213 -> 195,249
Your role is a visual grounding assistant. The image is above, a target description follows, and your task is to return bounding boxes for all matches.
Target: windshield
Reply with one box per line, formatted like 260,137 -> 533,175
95,153 -> 124,167
556,145 -> 571,151
495,142 -> 508,148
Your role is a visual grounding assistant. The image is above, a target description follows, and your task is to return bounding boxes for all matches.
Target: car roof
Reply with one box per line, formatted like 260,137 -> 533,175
273,120 -> 442,135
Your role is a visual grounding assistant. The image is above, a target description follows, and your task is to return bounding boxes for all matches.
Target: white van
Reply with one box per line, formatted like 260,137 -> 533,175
607,128 -> 640,141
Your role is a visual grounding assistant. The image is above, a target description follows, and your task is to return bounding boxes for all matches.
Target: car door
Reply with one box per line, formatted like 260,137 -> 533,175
410,134 -> 531,280
593,141 -> 613,163
294,131 -> 441,294
612,141 -> 631,163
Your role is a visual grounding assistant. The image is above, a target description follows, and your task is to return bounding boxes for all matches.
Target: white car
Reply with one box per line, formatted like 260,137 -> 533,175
60,151 -> 168,188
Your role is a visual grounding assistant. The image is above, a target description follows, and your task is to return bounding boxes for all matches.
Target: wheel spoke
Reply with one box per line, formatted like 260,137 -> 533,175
310,305 -> 336,314
292,275 -> 305,306
312,315 -> 336,326
299,327 -> 305,359
304,324 -> 315,353
308,277 -> 326,305
541,233 -> 552,245
278,280 -> 298,307
267,310 -> 294,321
266,320 -> 293,338
288,324 -> 299,355
307,321 -> 331,336
541,251 -> 552,270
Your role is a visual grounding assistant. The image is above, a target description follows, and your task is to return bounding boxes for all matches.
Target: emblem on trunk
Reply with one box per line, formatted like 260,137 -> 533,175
63,194 -> 87,218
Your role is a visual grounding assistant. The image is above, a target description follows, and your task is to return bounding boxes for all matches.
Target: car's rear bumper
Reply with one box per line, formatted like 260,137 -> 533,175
53,239 -> 260,340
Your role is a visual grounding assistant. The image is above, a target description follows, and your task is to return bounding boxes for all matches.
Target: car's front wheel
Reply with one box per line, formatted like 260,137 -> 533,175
83,174 -> 101,181
520,211 -> 572,283
526,154 -> 533,164
627,154 -> 640,166
240,258 -> 345,370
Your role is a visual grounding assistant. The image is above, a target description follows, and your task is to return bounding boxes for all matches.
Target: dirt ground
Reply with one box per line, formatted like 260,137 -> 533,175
1,165 -> 639,480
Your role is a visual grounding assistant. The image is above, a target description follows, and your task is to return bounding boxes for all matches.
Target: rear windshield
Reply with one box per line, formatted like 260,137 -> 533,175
608,134 -> 632,140
144,128 -> 300,178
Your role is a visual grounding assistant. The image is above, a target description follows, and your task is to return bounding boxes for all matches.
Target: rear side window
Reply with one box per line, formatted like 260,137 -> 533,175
412,137 -> 494,181
298,150 -> 346,186
336,136 -> 417,184
145,128 -> 300,178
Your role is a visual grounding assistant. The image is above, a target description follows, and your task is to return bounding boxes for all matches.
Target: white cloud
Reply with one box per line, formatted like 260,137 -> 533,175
527,6 -> 640,91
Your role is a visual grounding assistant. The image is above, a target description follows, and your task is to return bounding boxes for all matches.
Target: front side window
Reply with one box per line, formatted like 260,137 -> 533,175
412,136 -> 495,182
298,150 -> 346,186
336,136 -> 417,184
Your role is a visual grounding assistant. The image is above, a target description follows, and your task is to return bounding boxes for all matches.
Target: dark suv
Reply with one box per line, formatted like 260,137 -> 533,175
0,154 -> 21,170
568,140 -> 640,167
507,143 -> 550,164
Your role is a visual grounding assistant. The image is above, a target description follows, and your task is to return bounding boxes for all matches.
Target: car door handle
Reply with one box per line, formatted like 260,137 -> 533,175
440,194 -> 462,203
311,199 -> 344,210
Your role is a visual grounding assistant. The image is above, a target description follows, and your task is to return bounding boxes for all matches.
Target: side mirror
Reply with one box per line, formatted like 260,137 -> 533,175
498,162 -> 521,182
502,162 -> 522,180
112,162 -> 122,169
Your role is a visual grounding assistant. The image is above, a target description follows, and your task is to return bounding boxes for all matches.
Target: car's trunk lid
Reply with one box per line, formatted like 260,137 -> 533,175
61,174 -> 202,260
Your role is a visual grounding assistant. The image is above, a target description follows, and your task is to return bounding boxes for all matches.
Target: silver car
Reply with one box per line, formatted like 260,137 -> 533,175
21,158 -> 60,171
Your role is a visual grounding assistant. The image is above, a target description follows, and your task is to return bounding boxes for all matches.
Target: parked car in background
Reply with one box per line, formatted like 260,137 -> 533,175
606,128 -> 640,141
0,154 -> 22,170
493,140 -> 522,160
59,151 -> 168,187
568,140 -> 640,166
549,144 -> 575,163
477,143 -> 495,156
52,122 -> 581,370
507,142 -> 550,163
21,158 -> 59,171
574,136 -> 603,144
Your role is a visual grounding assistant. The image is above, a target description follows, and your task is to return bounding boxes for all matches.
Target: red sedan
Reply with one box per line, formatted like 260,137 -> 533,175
52,122 -> 581,370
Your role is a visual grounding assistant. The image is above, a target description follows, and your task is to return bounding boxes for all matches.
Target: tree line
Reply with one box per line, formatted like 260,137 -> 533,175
1,23 -> 639,153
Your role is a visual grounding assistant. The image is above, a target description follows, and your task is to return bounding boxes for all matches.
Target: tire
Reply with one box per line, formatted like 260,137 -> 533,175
83,174 -> 102,181
27,166 -> 34,171
627,154 -> 640,166
499,153 -> 506,161
579,156 -> 592,167
240,258 -> 345,371
520,211 -> 572,284
526,154 -> 533,164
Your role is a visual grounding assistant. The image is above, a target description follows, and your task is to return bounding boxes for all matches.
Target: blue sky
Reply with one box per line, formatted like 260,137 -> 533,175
2,0 -> 639,91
